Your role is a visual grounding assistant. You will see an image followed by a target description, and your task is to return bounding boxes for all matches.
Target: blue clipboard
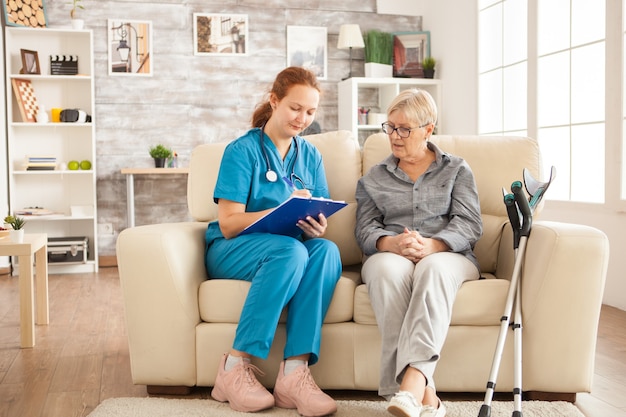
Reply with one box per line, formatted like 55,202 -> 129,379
238,196 -> 348,238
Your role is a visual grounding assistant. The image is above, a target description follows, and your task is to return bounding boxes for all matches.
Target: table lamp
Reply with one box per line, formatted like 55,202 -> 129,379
337,24 -> 365,80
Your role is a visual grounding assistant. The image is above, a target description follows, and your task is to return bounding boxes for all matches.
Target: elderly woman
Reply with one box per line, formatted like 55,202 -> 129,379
355,89 -> 483,417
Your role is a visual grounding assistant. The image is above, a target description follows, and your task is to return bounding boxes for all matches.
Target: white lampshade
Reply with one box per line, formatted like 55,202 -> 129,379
337,24 -> 365,49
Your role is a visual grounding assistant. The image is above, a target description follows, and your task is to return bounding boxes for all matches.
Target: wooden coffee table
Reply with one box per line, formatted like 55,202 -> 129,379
0,233 -> 49,348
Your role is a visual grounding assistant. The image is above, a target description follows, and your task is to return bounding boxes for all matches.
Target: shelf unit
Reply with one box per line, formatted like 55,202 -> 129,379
338,77 -> 443,146
5,27 -> 98,274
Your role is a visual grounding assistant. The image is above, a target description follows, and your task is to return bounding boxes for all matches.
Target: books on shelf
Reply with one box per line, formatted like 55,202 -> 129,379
238,196 -> 348,238
26,156 -> 56,171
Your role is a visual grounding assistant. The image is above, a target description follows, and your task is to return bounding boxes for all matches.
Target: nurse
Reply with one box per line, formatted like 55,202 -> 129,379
205,67 -> 341,417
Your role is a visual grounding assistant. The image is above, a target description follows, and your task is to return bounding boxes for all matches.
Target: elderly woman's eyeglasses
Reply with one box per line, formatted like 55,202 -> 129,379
381,122 -> 430,138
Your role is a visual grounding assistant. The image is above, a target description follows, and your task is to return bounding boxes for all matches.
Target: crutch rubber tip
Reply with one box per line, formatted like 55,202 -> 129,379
512,411 -> 523,417
478,404 -> 491,417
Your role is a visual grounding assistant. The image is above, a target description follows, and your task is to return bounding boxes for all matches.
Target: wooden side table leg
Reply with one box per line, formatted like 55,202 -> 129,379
19,254 -> 35,348
35,245 -> 49,325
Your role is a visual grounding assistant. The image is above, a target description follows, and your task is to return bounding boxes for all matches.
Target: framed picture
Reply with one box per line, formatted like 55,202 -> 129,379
286,26 -> 328,80
20,49 -> 40,75
108,20 -> 153,76
392,31 -> 430,78
3,0 -> 47,27
11,78 -> 39,123
194,13 -> 248,56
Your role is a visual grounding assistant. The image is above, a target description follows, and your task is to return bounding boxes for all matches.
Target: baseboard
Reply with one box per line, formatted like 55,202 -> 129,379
99,255 -> 118,268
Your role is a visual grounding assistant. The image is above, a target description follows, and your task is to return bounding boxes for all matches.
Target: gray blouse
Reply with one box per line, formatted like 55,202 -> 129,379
355,141 -> 483,271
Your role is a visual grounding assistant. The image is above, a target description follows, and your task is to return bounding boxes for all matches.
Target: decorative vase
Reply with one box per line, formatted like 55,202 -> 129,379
154,158 -> 166,168
71,19 -> 84,30
36,105 -> 49,123
365,63 -> 393,78
10,229 -> 24,243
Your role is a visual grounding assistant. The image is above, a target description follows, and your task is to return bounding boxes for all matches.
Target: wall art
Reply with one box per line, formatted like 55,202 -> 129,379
286,25 -> 327,80
108,19 -> 153,76
194,13 -> 248,56
3,0 -> 47,27
392,31 -> 430,78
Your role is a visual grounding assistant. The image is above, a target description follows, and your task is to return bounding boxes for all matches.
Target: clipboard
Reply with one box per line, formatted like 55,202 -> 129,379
238,196 -> 348,237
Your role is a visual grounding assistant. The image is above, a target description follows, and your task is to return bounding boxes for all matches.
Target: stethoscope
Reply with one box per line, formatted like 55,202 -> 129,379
260,125 -> 305,188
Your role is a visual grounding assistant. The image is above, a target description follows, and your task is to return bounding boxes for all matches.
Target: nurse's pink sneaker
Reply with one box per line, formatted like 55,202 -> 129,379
273,361 -> 337,416
210,354 -> 275,412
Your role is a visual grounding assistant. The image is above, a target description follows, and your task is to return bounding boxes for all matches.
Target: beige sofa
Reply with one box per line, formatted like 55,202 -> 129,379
116,131 -> 609,399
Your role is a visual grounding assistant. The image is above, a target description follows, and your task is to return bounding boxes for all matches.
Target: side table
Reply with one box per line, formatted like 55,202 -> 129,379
120,167 -> 189,228
0,233 -> 49,348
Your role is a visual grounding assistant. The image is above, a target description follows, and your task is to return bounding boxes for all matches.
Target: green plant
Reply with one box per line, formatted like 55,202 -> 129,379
149,144 -> 173,159
68,0 -> 84,19
422,56 -> 436,70
4,215 -> 26,230
363,30 -> 393,65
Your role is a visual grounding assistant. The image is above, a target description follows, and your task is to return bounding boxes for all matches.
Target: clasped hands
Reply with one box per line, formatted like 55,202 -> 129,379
394,227 -> 437,263
292,188 -> 327,239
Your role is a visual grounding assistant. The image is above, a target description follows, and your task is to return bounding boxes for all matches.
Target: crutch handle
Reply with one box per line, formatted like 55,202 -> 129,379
504,193 -> 521,249
511,181 -> 532,237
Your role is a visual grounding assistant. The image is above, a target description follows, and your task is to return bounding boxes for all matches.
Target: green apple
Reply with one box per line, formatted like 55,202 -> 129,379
80,160 -> 92,170
68,160 -> 79,170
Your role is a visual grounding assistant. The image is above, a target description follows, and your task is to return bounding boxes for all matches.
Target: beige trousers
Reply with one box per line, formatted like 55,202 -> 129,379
362,251 -> 479,398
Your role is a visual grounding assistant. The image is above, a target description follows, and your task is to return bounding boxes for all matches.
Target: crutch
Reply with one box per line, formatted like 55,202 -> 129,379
478,166 -> 556,417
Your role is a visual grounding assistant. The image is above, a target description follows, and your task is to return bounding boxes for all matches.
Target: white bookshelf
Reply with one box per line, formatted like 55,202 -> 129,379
5,27 -> 98,273
338,77 -> 443,146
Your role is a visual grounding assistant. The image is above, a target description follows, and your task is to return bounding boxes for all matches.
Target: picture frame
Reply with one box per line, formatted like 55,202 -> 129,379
11,78 -> 39,123
20,49 -> 41,75
193,13 -> 248,56
286,26 -> 328,80
108,19 -> 153,76
2,0 -> 47,28
392,31 -> 430,78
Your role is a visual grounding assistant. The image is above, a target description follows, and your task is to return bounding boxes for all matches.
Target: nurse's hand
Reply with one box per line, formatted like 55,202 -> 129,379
298,213 -> 327,239
291,188 -> 312,199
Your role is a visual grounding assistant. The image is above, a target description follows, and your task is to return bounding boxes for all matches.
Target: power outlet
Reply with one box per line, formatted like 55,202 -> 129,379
98,223 -> 114,235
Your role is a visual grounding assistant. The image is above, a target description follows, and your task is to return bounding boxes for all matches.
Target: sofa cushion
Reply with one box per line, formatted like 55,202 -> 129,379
199,276 -> 357,324
304,131 -> 363,266
353,277 -> 508,327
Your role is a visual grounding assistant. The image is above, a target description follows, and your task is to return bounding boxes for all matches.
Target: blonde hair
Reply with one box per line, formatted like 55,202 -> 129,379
387,89 -> 438,127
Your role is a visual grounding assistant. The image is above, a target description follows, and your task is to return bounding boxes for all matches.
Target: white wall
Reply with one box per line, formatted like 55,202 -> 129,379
420,0 -> 478,134
1,27 -> 10,269
422,1 -> 624,310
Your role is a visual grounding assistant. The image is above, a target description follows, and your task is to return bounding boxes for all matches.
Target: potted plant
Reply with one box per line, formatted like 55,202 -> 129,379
149,144 -> 173,168
4,214 -> 26,243
363,30 -> 393,78
422,56 -> 436,79
68,0 -> 84,29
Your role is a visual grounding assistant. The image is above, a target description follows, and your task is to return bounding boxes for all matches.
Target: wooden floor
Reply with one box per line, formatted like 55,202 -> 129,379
0,268 -> 625,417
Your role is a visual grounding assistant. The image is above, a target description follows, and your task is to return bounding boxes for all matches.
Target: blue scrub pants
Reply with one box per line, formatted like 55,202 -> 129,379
205,231 -> 341,365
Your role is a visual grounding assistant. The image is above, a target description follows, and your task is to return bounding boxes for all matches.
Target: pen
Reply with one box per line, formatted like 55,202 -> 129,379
282,176 -> 297,191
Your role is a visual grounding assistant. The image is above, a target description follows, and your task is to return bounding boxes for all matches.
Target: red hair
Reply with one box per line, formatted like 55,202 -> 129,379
251,67 -> 320,128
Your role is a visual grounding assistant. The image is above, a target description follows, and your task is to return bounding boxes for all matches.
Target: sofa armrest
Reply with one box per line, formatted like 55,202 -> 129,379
116,221 -> 209,387
501,221 -> 609,392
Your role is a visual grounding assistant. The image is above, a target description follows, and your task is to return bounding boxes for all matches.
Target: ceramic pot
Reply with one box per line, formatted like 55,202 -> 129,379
71,19 -> 84,30
10,229 -> 24,243
154,158 -> 166,168
423,68 -> 435,79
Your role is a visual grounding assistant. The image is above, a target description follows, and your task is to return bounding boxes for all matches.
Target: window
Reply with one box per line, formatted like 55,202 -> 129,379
478,0 -> 528,137
479,0 -> 610,204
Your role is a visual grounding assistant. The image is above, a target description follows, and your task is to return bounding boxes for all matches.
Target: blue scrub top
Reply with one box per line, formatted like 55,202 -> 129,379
208,128 -> 330,239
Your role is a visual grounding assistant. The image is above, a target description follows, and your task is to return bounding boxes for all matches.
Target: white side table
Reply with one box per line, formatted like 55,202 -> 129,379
0,233 -> 49,348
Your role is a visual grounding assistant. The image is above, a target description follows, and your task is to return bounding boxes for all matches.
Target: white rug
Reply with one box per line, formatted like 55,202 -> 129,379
87,397 -> 586,417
